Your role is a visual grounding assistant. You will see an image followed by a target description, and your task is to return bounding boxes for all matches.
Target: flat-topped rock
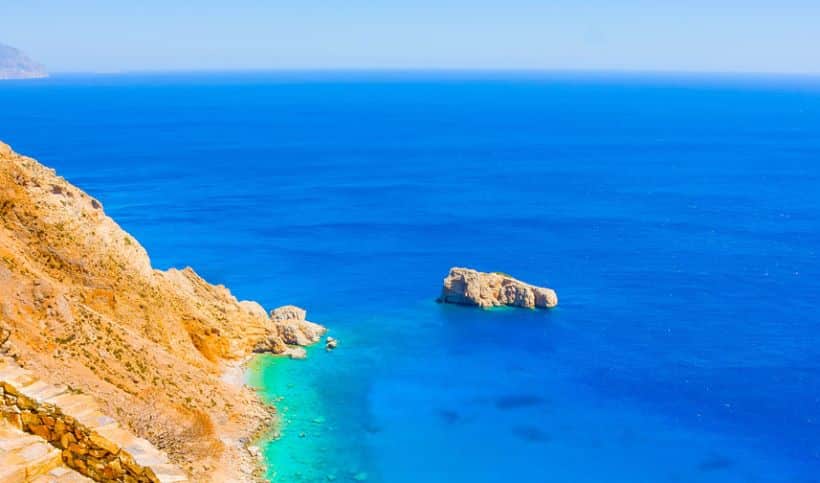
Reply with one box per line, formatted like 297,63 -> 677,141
437,267 -> 558,309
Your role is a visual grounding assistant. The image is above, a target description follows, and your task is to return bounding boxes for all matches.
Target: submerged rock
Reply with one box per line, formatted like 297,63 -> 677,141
284,347 -> 307,360
437,267 -> 558,309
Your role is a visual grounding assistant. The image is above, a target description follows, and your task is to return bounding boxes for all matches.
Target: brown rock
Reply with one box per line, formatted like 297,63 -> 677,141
88,431 -> 120,454
68,442 -> 88,456
89,447 -> 109,458
437,267 -> 558,309
119,452 -> 143,475
29,423 -> 52,440
20,411 -> 41,426
60,431 -> 76,448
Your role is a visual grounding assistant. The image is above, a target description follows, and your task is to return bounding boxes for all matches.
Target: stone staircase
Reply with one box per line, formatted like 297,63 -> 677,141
0,357 -> 188,483
0,419 -> 91,482
31,467 -> 93,483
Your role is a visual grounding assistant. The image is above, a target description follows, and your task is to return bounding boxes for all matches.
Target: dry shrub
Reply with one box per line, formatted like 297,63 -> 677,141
180,408 -> 223,461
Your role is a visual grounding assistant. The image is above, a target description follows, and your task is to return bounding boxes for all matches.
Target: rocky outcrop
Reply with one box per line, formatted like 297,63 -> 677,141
250,305 -> 326,358
0,43 -> 48,80
271,306 -> 326,347
0,141 -> 325,481
437,267 -> 558,309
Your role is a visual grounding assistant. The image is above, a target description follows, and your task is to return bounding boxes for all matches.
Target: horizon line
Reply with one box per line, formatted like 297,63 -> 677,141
43,66 -> 820,79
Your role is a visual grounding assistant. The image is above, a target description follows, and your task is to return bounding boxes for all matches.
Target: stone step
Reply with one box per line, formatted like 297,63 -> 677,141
18,380 -> 51,396
43,393 -> 96,414
0,421 -> 63,482
150,464 -> 190,483
0,424 -> 38,452
19,381 -> 70,404
73,409 -> 117,431
0,365 -> 31,385
30,466 -> 93,482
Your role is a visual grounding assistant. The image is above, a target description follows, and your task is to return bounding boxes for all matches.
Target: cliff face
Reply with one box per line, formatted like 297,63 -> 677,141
0,43 -> 48,80
0,141 -> 323,481
438,267 -> 558,309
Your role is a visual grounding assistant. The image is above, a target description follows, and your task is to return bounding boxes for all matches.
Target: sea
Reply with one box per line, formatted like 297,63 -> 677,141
1,71 -> 818,482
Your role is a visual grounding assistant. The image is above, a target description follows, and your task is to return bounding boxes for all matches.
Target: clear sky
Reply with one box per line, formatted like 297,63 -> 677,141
3,0 -> 819,74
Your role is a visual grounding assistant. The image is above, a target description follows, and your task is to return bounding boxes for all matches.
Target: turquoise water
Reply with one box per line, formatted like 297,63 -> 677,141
1,72 -> 819,482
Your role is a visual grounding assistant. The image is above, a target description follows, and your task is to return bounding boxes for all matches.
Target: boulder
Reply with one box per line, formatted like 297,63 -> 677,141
270,305 -> 306,322
437,267 -> 558,309
270,305 -> 327,346
252,336 -> 288,354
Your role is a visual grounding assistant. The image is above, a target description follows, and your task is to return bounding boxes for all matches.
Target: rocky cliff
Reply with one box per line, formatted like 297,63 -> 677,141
0,43 -> 48,80
0,141 -> 324,481
437,267 -> 558,309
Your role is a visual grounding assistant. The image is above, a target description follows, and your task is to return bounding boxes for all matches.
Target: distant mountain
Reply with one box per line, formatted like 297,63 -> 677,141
0,42 -> 47,79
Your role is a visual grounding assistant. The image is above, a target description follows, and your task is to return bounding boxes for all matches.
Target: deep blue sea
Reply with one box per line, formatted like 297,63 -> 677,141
1,72 -> 819,482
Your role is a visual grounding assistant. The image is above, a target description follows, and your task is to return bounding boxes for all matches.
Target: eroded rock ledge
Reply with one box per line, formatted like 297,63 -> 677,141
437,267 -> 558,309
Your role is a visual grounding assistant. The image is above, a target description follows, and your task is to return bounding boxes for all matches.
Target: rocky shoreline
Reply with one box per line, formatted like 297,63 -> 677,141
219,355 -> 289,482
0,140 -> 325,481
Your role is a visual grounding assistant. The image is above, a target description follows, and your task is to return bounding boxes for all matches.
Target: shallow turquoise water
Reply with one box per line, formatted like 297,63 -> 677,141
1,72 -> 819,482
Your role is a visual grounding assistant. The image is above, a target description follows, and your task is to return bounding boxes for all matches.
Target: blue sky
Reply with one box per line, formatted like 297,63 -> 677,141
3,1 -> 819,73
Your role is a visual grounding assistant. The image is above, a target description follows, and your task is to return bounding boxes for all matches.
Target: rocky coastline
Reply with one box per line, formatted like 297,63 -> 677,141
0,140 -> 323,481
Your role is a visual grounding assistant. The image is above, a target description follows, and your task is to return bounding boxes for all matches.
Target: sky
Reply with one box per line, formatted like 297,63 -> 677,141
2,0 -> 819,74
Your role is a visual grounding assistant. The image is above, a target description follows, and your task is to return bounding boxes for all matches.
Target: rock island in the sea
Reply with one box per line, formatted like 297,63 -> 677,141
438,267 -> 558,309
0,43 -> 48,79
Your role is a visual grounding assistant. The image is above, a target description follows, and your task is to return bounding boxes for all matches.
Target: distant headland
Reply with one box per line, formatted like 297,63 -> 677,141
0,43 -> 48,80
